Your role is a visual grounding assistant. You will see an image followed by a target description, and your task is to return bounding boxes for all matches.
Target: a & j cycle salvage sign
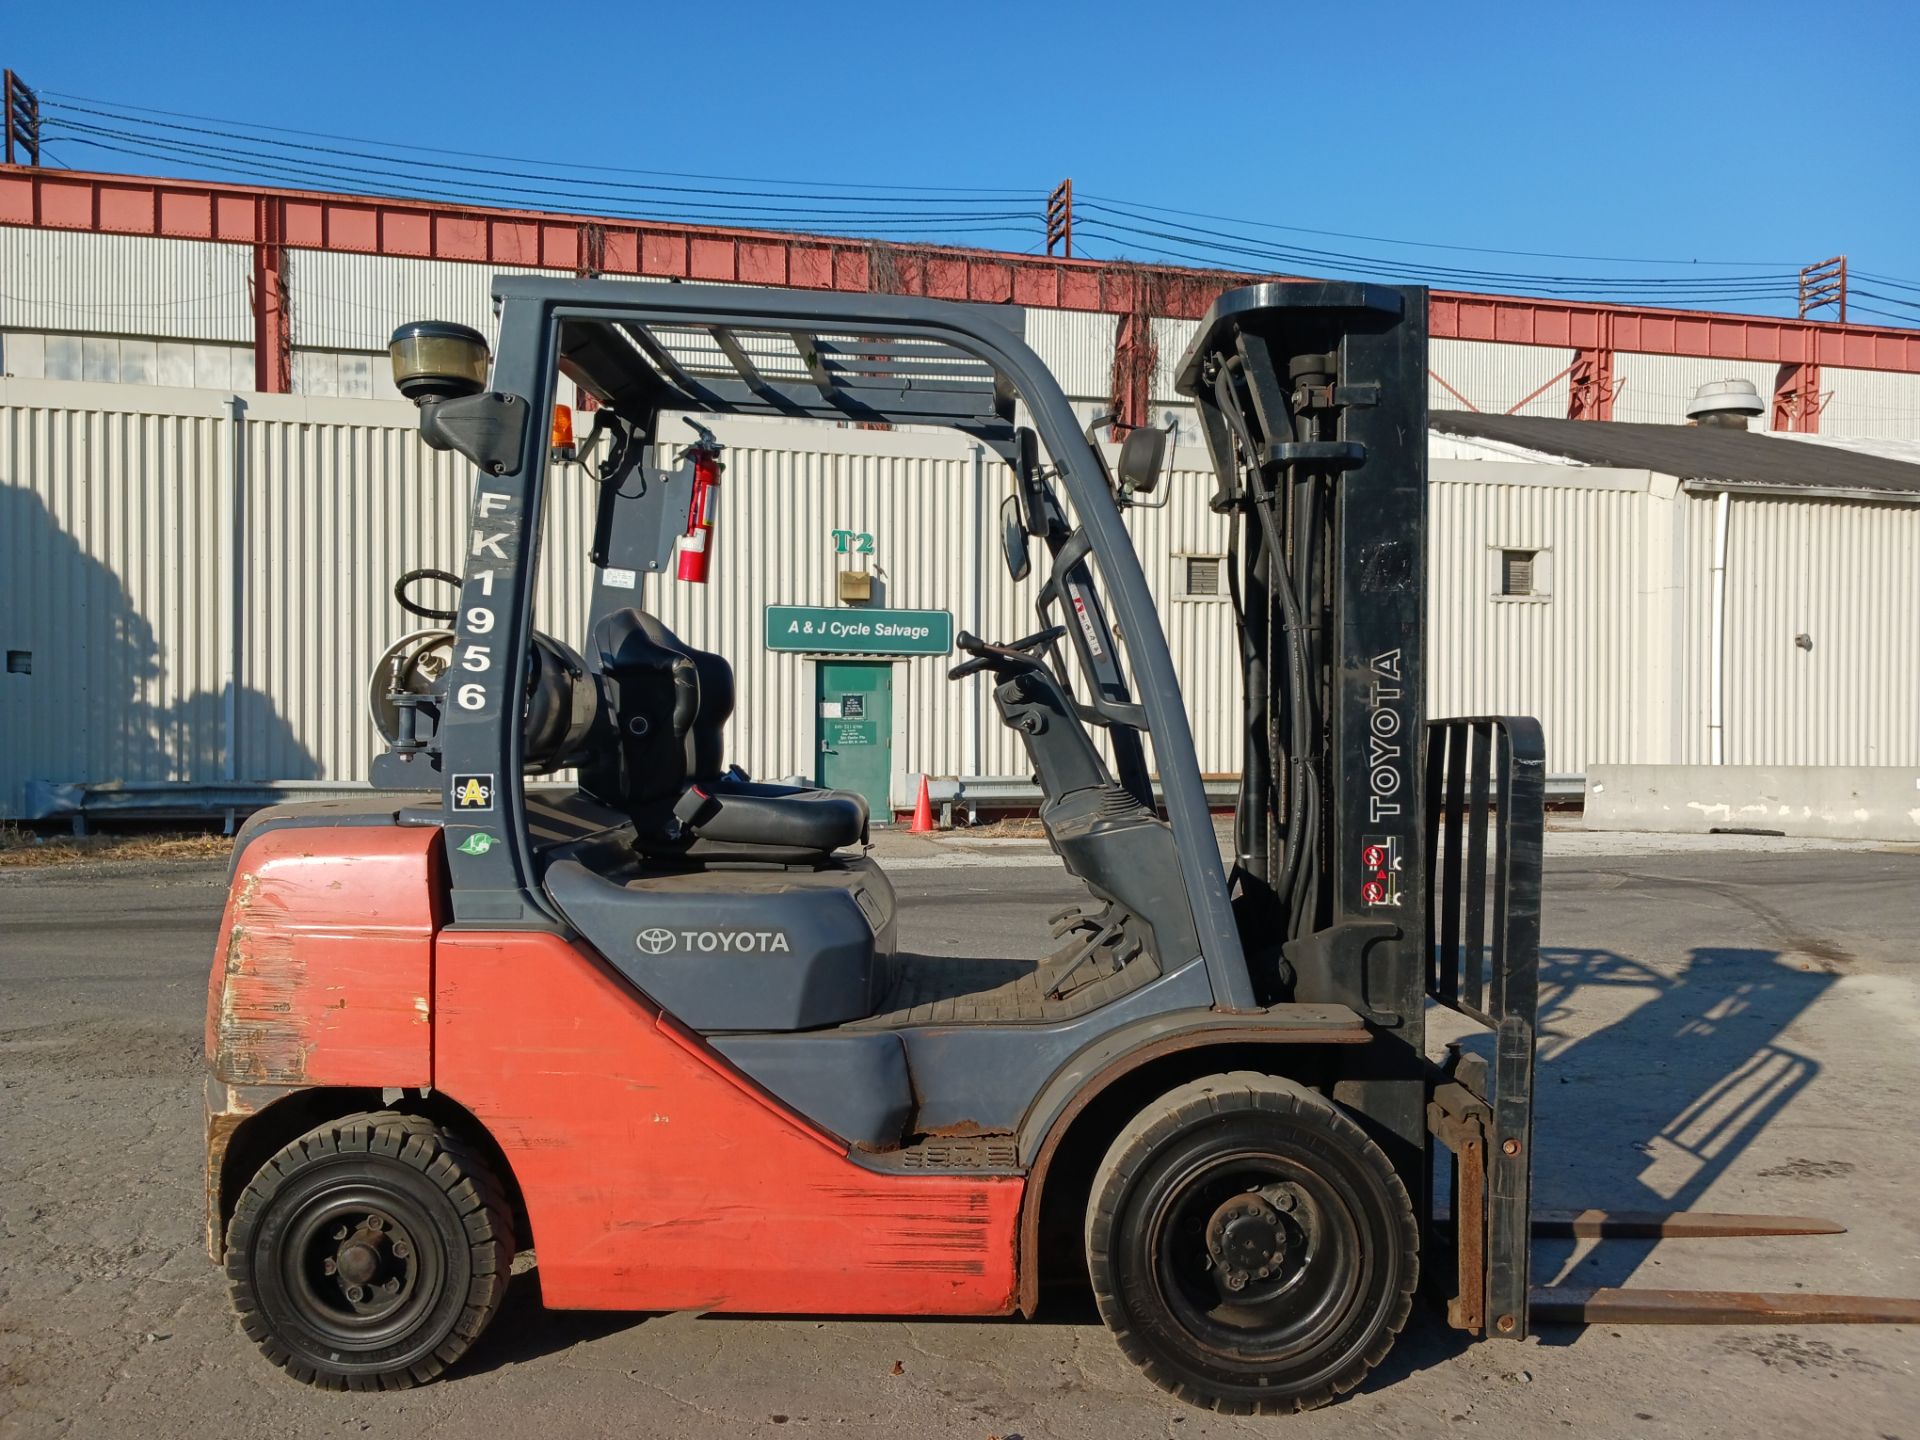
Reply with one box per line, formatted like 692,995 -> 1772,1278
764,605 -> 953,656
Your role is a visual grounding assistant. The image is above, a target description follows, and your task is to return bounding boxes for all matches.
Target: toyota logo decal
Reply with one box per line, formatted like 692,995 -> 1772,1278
636,928 -> 675,955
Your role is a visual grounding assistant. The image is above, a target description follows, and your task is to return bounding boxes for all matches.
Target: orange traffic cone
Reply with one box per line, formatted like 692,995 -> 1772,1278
910,774 -> 936,833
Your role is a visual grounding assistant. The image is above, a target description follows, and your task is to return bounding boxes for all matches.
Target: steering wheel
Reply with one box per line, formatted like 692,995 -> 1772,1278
394,568 -> 462,623
947,625 -> 1067,680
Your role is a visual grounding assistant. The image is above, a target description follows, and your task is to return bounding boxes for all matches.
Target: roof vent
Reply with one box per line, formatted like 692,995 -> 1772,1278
1686,377 -> 1764,430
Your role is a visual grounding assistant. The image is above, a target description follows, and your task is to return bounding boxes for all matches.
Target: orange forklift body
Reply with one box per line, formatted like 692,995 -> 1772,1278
207,822 -> 1023,1316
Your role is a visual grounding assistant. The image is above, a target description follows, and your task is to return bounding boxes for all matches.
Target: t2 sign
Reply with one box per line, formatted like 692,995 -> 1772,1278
831,529 -> 875,556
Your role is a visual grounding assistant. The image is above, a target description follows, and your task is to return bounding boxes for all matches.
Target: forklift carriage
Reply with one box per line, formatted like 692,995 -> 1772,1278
204,277 -> 1549,1411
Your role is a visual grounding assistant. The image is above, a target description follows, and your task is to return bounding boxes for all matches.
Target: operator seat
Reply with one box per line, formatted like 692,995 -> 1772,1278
584,609 -> 868,859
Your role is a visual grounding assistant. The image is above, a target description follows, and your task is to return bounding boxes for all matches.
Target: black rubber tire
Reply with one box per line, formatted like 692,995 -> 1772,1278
224,1111 -> 516,1390
1085,1072 -> 1417,1414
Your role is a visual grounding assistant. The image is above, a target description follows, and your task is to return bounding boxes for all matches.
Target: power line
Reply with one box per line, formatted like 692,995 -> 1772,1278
1851,289 -> 1920,314
1853,271 -> 1920,296
1076,189 -> 1799,269
40,89 -> 1037,197
44,131 -> 1044,242
41,114 -> 1036,219
1070,222 -> 1799,306
1847,303 -> 1919,326
1075,203 -> 1800,292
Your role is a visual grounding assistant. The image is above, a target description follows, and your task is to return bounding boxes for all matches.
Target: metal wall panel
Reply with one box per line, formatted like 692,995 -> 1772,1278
1611,352 -> 1780,428
2,329 -> 253,391
0,228 -> 253,344
1690,491 -> 1920,767
1428,338 -> 1577,418
1821,366 -> 1920,440
1426,462 -> 1665,777
0,381 -> 232,814
1023,307 -> 1117,401
288,251 -> 565,350
8,375 -> 1915,815
1151,317 -> 1202,403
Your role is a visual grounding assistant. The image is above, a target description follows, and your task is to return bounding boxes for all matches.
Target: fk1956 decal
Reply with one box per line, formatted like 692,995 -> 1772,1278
453,490 -> 517,717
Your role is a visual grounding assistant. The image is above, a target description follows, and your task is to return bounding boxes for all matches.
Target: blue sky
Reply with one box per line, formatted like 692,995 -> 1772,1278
8,0 -> 1919,321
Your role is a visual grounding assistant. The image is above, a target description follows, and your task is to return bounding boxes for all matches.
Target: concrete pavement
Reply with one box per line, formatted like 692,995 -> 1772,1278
0,832 -> 1915,1438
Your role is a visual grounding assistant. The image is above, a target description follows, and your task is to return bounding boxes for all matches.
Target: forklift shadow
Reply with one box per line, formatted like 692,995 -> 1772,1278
1504,944 -> 1832,1346
458,1268 -> 651,1373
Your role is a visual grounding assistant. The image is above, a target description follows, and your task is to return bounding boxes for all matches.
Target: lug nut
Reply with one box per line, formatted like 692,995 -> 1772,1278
383,1279 -> 401,1295
366,1216 -> 385,1232
332,1226 -> 349,1242
1503,1139 -> 1521,1156
346,1284 -> 366,1303
321,1258 -> 338,1276
391,1240 -> 411,1259
1275,1192 -> 1296,1211
1223,1271 -> 1248,1292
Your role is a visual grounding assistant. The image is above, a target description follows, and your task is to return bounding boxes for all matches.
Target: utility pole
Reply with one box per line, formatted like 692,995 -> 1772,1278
1798,256 -> 1847,323
3,70 -> 41,167
1046,180 -> 1073,258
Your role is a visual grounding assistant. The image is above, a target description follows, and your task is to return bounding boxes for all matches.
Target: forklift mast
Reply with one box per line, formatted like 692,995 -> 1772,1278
1178,284 -> 1544,1338
1179,283 -> 1429,1020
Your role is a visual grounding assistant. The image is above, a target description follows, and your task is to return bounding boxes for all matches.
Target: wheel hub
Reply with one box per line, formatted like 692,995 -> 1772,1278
1204,1190 -> 1301,1291
312,1211 -> 417,1315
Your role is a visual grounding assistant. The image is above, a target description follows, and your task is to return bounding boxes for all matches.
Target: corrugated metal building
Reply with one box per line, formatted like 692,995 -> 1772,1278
9,220 -> 1920,436
1431,411 -> 1920,774
5,373 -> 1917,818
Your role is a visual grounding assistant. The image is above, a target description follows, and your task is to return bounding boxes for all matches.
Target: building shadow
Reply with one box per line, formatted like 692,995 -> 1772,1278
0,484 -> 317,818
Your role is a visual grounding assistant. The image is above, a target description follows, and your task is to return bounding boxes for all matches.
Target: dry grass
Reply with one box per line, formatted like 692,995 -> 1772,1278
955,816 -> 1047,839
0,824 -> 233,868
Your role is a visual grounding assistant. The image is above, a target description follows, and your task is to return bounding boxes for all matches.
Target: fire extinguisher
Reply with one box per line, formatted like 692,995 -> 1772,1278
675,418 -> 725,584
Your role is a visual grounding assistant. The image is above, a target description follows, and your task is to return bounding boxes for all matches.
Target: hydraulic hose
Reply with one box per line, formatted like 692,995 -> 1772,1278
1215,362 -> 1315,931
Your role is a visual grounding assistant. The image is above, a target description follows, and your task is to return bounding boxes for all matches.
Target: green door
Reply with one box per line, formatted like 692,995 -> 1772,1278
816,661 -> 893,822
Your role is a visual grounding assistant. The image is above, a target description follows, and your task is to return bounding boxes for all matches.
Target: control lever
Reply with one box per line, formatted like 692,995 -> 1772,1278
948,625 -> 1067,680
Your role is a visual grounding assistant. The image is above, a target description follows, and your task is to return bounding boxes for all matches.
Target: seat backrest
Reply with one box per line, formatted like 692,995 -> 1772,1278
588,609 -> 698,805
629,612 -> 735,781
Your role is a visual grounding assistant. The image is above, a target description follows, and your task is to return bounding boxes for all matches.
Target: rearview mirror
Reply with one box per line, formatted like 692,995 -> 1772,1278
1117,425 -> 1168,494
1000,495 -> 1031,582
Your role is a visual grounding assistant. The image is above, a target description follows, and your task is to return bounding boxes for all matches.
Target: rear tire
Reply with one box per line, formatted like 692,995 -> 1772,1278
225,1111 -> 515,1390
1085,1072 -> 1416,1414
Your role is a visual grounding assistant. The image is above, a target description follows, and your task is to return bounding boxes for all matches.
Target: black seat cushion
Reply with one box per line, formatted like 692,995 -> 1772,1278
693,779 -> 867,852
587,608 -> 867,856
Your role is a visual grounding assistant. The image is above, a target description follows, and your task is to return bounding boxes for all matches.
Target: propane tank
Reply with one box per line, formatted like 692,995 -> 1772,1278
675,420 -> 725,584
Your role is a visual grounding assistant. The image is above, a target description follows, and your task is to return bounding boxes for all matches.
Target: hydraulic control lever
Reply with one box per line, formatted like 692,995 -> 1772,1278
947,625 -> 1067,680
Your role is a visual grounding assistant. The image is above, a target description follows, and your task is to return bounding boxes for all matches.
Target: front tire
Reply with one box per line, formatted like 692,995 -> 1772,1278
1085,1072 -> 1416,1414
225,1111 -> 515,1390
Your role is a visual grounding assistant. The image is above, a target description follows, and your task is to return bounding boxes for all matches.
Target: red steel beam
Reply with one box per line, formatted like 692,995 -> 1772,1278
251,194 -> 291,393
4,165 -> 1919,375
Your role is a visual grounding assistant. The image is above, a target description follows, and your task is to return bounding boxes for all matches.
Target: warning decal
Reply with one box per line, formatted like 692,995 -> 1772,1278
1360,835 -> 1401,907
451,774 -> 495,812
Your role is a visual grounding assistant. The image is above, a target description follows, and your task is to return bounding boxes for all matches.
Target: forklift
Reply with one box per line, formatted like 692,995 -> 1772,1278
204,277 -> 1906,1411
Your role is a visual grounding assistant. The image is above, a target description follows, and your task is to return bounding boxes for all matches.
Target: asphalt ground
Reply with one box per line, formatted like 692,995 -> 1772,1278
1,832 -> 1916,1438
